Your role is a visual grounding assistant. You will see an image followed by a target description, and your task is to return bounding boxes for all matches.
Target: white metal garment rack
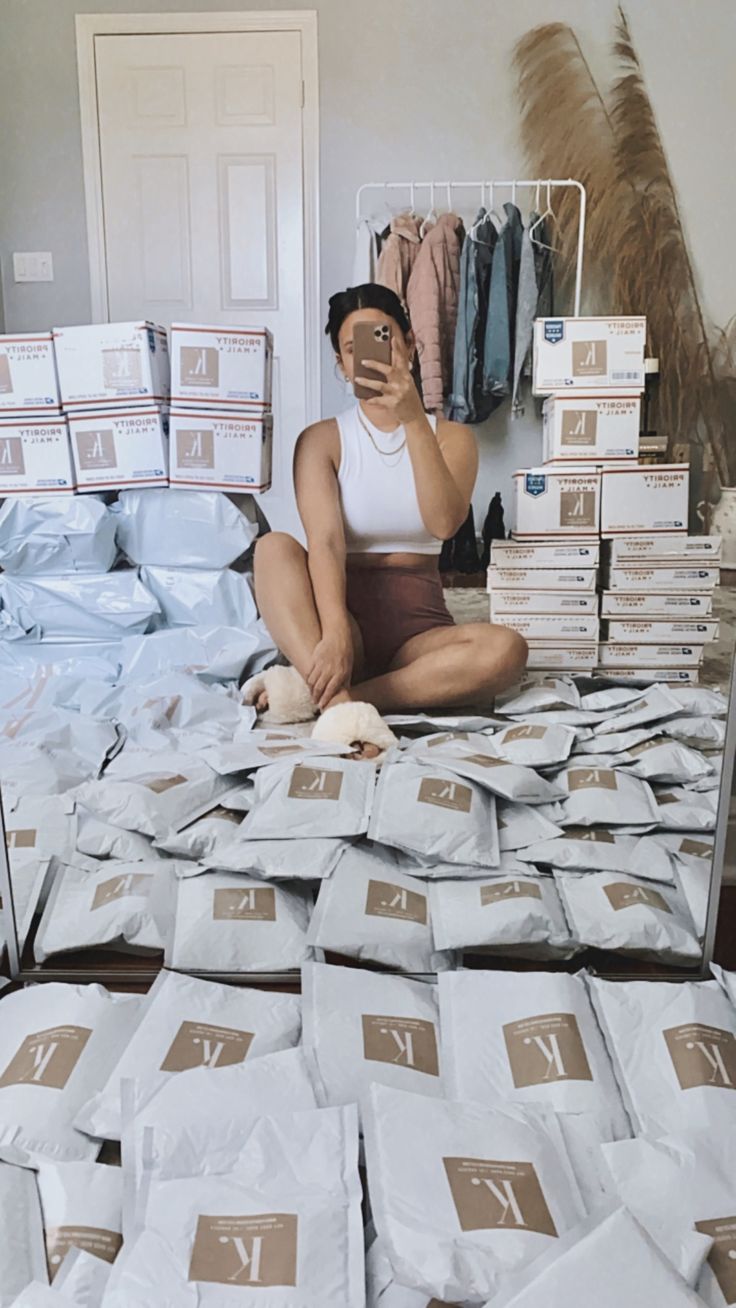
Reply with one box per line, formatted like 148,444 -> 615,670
355,178 -> 587,315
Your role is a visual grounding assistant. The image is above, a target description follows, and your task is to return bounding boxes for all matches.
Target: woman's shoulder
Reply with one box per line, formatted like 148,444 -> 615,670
295,415 -> 341,461
435,415 -> 477,445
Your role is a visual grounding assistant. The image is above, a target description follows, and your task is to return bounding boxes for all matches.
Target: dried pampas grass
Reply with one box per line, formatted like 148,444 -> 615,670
513,8 -> 734,486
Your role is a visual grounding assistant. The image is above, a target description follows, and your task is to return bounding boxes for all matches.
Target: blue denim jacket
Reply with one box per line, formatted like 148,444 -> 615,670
483,202 -> 523,398
448,209 -> 496,423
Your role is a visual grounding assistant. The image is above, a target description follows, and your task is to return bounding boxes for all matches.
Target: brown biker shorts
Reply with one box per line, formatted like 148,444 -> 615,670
345,564 -> 455,677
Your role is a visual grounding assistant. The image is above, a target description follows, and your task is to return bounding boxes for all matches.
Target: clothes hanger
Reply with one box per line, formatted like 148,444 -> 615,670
529,180 -> 560,251
487,181 -> 505,230
420,181 -> 438,238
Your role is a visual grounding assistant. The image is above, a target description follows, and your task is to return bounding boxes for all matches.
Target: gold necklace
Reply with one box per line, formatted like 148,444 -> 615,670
356,407 -> 406,459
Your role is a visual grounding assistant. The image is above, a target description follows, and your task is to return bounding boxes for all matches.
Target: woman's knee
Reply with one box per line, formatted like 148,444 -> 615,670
254,531 -> 305,576
469,623 -> 528,685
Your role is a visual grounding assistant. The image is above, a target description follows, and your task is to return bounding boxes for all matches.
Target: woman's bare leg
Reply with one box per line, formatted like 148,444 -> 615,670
252,531 -> 364,714
326,623 -> 527,714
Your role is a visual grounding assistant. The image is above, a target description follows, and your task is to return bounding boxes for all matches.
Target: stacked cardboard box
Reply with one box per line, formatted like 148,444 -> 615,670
599,532 -> 721,684
168,324 -> 273,494
487,539 -> 600,672
505,315 -> 718,680
53,322 -> 171,492
0,332 -> 75,495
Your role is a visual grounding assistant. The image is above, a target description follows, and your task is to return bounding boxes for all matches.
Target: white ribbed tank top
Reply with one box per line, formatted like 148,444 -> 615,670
335,405 -> 441,554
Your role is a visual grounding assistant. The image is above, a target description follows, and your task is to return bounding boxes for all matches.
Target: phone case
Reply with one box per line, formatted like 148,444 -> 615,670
353,321 -> 392,400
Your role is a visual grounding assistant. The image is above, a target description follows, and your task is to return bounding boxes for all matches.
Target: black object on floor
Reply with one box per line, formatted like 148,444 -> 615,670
481,492 -> 506,569
439,507 -> 481,574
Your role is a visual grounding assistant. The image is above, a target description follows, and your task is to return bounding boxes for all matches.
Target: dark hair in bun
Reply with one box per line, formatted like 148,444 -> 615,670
325,283 -> 411,352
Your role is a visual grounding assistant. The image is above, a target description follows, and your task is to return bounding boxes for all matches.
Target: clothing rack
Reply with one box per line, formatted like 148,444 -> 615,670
355,178 -> 586,316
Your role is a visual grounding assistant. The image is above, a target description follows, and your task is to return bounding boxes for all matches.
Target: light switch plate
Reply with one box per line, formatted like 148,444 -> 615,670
13,252 -> 54,282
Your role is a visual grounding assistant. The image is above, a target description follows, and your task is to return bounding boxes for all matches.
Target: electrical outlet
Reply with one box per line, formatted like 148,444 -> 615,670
13,252 -> 54,283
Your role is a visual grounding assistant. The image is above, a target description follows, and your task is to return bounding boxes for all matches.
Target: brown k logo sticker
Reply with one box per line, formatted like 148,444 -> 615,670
189,1213 -> 297,1287
663,1024 -> 736,1091
0,1026 -> 92,1090
443,1158 -> 557,1235
362,1014 -> 439,1076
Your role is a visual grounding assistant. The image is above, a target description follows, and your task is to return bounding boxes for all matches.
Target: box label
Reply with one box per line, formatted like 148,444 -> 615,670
524,473 -> 547,498
561,410 -> 597,445
76,430 -> 116,470
180,346 -> 219,388
543,321 -> 564,345
0,436 -> 25,475
572,340 -> 607,377
176,429 -> 215,468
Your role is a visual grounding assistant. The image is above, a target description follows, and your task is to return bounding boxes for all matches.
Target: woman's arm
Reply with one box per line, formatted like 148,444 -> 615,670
293,422 -> 354,708
356,338 -> 478,539
405,413 -> 478,540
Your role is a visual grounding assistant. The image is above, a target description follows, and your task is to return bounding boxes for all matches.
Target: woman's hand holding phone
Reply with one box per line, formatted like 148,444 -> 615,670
355,335 -> 425,426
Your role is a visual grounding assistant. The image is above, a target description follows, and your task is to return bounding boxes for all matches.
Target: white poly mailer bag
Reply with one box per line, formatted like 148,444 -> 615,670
165,872 -> 313,973
75,810 -> 158,862
555,870 -> 700,963
621,736 -> 714,785
74,970 -> 301,1141
517,828 -> 675,881
496,801 -> 563,851
73,750 -> 231,840
488,722 -> 576,768
53,1247 -> 111,1307
1,708 -> 119,779
652,832 -> 716,874
662,716 -> 727,749
677,861 -> 712,939
154,806 -> 244,860
587,977 -> 736,1139
106,1105 -> 364,1308
429,873 -> 576,959
241,757 -> 375,841
302,962 -> 443,1114
0,497 -> 117,577
555,764 -> 660,826
33,861 -> 174,963
667,686 -> 729,717
0,1162 -> 48,1307
118,621 -> 277,686
0,985 -> 141,1165
601,1134 -> 736,1298
113,489 -> 258,569
491,1205 -> 707,1308
368,754 -> 499,869
4,858 -> 54,953
139,566 -> 258,632
363,1083 -> 585,1305
85,670 -> 249,744
653,787 -> 719,831
208,835 -> 347,881
0,574 -> 159,641
200,729 -> 351,776
36,1162 -> 122,1281
404,735 -> 564,805
438,971 -> 630,1140
4,1285 -> 76,1306
592,682 -> 682,734
0,742 -> 94,802
4,799 -> 77,870
497,678 -> 581,714
120,1047 -> 318,1215
306,843 -> 452,973
365,1239 -> 430,1307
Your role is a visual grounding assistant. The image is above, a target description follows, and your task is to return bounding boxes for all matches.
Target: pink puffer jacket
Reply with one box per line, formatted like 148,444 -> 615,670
406,212 -> 465,412
375,212 -> 422,305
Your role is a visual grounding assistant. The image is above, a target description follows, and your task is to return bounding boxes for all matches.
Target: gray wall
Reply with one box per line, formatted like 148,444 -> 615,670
1,0 -> 734,525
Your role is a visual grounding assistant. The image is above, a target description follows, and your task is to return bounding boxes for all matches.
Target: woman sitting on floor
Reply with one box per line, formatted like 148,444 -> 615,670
244,283 -> 528,757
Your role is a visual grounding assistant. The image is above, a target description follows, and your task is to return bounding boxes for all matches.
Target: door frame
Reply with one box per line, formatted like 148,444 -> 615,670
75,10 -> 321,424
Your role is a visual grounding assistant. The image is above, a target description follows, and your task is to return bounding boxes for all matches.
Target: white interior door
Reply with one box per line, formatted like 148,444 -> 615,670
94,30 -> 307,532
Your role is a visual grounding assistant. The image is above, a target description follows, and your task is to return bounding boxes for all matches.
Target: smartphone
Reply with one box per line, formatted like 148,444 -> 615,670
352,320 -> 392,400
